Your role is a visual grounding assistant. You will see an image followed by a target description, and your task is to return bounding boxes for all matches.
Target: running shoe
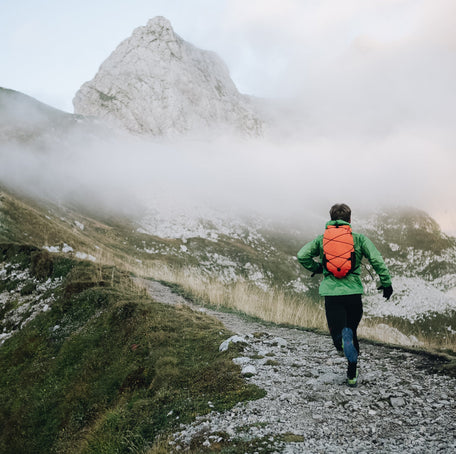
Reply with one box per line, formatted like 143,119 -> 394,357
347,362 -> 359,387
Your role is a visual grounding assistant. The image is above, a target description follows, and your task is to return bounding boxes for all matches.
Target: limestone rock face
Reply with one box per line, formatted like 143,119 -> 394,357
73,16 -> 263,136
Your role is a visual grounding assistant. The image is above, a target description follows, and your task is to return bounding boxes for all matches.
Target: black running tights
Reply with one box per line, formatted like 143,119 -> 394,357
324,294 -> 363,354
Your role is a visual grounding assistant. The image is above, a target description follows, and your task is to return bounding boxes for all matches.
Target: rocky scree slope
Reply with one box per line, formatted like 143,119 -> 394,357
73,16 -> 263,137
145,280 -> 456,454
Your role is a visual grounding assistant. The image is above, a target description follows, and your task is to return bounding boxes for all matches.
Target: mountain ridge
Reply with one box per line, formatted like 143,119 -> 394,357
0,86 -> 109,146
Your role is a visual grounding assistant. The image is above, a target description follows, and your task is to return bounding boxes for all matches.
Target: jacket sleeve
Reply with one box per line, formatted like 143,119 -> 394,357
360,235 -> 392,287
297,237 -> 322,274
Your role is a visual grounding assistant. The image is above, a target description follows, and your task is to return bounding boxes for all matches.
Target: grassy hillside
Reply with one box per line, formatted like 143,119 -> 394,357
0,244 -> 263,453
0,187 -> 316,298
1,186 -> 456,352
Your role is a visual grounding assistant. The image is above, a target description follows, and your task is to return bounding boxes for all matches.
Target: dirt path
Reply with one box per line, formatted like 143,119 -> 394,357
143,280 -> 456,453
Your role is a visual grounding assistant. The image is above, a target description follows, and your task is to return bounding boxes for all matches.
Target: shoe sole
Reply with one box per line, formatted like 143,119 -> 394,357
342,327 -> 358,363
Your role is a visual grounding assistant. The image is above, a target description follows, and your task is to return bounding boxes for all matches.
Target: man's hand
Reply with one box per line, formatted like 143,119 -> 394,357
378,285 -> 393,300
311,263 -> 323,277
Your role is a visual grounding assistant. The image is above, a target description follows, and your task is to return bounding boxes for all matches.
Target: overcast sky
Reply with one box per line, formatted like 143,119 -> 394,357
1,0 -> 456,233
1,1 -> 454,111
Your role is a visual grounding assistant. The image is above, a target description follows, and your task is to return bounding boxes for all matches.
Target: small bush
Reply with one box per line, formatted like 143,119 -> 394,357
51,257 -> 75,279
0,243 -> 37,269
0,279 -> 19,293
30,250 -> 53,280
20,282 -> 36,295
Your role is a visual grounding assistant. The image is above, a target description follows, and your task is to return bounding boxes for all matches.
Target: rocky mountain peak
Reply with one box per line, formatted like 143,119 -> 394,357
144,16 -> 175,38
133,16 -> 180,59
73,16 -> 263,137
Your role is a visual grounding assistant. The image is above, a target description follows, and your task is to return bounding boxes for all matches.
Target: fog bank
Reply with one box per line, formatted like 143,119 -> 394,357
1,122 -> 455,236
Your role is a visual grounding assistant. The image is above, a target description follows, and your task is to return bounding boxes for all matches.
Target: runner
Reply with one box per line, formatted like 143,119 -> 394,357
297,203 -> 393,386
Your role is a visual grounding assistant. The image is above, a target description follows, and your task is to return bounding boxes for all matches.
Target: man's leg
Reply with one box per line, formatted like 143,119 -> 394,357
345,295 -> 363,354
344,295 -> 363,386
325,295 -> 362,386
324,296 -> 346,353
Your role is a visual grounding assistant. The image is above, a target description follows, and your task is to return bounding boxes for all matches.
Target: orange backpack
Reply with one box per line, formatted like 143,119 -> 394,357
323,223 -> 356,278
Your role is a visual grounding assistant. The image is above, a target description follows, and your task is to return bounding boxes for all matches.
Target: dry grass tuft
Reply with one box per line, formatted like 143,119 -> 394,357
132,262 -> 327,331
59,248 -> 456,354
130,260 -> 456,354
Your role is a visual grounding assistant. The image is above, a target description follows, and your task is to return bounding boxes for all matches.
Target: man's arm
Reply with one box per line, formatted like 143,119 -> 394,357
297,237 -> 323,275
361,235 -> 392,288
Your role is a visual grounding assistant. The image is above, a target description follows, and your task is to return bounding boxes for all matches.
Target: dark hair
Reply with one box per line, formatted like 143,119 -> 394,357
329,203 -> 351,222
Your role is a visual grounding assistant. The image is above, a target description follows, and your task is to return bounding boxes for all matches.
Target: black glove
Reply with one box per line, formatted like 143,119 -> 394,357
311,263 -> 323,277
378,285 -> 393,300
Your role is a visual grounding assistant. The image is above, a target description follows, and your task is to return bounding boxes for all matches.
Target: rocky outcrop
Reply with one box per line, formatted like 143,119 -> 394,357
73,16 -> 263,137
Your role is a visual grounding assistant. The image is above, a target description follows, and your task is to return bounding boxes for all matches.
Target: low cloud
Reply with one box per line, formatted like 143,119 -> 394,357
1,117 -> 455,235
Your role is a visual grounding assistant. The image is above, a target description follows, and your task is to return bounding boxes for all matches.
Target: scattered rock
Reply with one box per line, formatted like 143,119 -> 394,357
390,397 -> 406,408
219,335 -> 245,352
241,365 -> 257,376
232,356 -> 251,365
271,337 -> 288,348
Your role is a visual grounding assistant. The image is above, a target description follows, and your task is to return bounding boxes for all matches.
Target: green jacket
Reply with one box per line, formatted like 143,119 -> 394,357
297,220 -> 392,296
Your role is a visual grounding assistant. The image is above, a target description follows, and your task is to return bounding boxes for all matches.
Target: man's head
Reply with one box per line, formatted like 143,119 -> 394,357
329,203 -> 351,223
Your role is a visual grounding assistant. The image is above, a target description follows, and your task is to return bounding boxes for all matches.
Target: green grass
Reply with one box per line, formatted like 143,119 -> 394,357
0,248 -> 264,454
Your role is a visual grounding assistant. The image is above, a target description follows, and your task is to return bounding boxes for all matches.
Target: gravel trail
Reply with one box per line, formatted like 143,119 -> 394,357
143,280 -> 456,453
